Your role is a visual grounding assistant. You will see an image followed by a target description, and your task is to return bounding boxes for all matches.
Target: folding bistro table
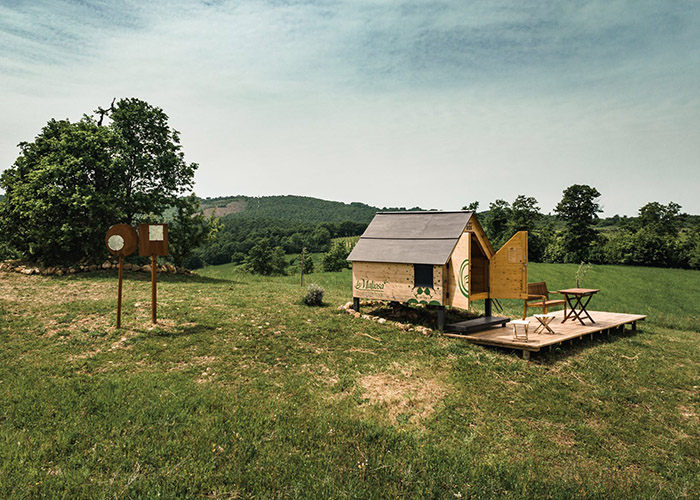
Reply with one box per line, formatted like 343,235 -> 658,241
557,288 -> 600,325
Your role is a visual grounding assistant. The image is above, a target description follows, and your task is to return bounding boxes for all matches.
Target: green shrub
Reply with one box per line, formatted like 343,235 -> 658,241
322,243 -> 350,272
687,230 -> 700,270
303,283 -> 324,306
231,252 -> 246,265
184,254 -> 204,269
245,239 -> 287,275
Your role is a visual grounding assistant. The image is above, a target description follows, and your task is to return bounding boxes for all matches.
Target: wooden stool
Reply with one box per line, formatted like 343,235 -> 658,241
534,314 -> 556,334
511,319 -> 530,341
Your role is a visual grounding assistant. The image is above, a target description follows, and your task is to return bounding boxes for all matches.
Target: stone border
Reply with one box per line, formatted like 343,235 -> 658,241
338,301 -> 433,336
0,260 -> 192,276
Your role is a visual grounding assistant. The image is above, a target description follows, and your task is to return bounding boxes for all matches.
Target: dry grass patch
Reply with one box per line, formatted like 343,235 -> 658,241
679,405 -> 698,421
43,313 -> 112,337
359,363 -> 448,425
0,274 -> 113,306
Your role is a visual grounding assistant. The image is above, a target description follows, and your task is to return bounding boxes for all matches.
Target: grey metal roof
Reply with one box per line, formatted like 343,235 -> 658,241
347,211 -> 473,265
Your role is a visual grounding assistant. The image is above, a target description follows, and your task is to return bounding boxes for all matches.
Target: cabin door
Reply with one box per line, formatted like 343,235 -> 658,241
489,231 -> 528,299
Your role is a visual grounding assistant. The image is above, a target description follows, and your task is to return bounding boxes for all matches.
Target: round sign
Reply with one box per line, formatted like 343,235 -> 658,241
108,235 -> 125,252
105,224 -> 138,257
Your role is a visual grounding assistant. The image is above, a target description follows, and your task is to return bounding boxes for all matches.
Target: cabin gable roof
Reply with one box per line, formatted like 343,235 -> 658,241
347,211 -> 474,265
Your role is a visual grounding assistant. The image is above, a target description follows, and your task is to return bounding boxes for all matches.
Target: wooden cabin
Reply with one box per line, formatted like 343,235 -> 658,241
347,211 -> 528,328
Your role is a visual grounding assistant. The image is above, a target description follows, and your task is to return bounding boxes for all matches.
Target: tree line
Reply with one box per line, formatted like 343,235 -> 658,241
201,195 -> 377,225
473,185 -> 700,270
188,216 -> 366,269
1,99 -> 698,273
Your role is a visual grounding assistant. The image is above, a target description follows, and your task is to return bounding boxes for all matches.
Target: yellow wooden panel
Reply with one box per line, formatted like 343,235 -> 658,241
352,261 -> 444,305
445,231 -> 470,310
489,231 -> 528,299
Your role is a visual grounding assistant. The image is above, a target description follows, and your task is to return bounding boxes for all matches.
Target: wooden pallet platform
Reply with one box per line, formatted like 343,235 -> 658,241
444,310 -> 646,360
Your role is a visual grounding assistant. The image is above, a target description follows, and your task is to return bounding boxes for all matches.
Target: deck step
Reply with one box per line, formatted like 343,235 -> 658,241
445,316 -> 510,334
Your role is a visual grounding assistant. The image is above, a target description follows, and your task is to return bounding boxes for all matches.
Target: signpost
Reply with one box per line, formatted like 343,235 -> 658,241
138,224 -> 168,324
105,224 -> 138,328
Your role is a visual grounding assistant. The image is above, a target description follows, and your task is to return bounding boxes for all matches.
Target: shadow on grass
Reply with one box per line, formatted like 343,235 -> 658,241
56,270 -> 239,285
156,273 -> 239,285
364,302 -> 481,330
134,322 -> 220,338
295,300 -> 329,308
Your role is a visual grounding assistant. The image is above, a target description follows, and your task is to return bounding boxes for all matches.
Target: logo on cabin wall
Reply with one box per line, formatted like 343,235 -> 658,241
355,279 -> 386,291
408,287 -> 441,306
458,259 -> 469,298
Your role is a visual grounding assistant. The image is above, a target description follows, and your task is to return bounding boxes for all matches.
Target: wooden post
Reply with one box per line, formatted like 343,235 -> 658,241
437,306 -> 446,332
117,256 -> 124,329
106,224 -> 138,329
300,247 -> 305,287
151,254 -> 157,324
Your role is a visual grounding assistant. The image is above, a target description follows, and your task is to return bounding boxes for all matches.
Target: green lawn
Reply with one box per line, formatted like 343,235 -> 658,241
0,263 -> 698,498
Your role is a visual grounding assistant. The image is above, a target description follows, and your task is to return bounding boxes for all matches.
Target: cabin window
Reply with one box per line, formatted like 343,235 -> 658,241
414,264 -> 433,288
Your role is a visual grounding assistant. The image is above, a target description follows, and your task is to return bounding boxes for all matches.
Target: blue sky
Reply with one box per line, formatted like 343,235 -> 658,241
1,0 -> 699,216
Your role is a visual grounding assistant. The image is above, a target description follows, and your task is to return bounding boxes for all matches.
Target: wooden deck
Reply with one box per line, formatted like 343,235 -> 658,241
444,310 -> 646,360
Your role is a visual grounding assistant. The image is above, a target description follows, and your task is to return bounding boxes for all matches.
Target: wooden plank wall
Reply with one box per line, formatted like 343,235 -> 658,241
446,231 -> 470,309
489,231 -> 529,299
470,234 -> 489,296
352,262 -> 444,305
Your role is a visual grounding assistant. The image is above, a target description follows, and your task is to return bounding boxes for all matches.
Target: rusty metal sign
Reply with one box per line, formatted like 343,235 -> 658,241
105,224 -> 139,329
137,223 -> 169,324
105,224 -> 138,257
138,224 -> 168,257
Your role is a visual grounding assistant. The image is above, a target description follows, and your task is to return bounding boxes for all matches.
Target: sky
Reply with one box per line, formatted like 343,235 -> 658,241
1,0 -> 699,217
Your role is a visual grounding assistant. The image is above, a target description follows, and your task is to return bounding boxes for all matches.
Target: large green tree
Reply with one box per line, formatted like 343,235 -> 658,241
0,98 -> 202,265
602,201 -> 687,268
106,98 -> 197,223
507,195 -> 544,261
637,201 -> 684,237
554,184 -> 602,263
507,195 -> 540,234
484,199 -> 510,247
0,118 -> 118,263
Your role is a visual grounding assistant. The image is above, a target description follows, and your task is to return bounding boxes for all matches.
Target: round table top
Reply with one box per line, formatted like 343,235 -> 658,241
557,288 -> 600,294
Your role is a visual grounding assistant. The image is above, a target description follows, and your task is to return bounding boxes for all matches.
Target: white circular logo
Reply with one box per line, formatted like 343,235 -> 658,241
108,234 -> 125,251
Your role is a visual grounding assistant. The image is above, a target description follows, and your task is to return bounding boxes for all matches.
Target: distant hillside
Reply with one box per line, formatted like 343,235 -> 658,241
200,195 -> 379,224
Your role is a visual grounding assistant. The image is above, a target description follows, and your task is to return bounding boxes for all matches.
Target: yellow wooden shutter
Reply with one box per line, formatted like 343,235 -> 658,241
489,231 -> 528,299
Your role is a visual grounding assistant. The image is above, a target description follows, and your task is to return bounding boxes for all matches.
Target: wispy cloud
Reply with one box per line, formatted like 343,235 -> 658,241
1,0 -> 699,215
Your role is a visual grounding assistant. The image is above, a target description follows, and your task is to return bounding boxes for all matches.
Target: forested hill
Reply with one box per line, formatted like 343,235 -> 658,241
200,195 -> 380,224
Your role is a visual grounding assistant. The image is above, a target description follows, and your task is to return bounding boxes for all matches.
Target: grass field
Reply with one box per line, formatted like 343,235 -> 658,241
0,263 -> 698,498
